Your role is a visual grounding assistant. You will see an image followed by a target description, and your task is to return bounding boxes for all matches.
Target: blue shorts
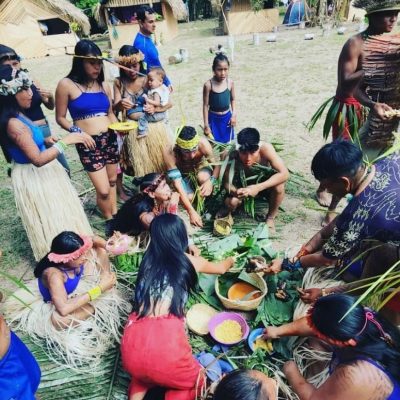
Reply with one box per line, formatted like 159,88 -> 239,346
0,331 -> 41,400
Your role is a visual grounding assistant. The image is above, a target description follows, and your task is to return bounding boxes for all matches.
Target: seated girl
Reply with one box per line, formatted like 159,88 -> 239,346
263,294 -> 400,400
111,173 -> 200,255
121,214 -> 235,400
2,231 -> 131,370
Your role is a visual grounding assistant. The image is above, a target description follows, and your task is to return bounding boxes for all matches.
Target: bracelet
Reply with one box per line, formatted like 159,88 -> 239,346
210,176 -> 218,186
53,141 -> 66,154
88,286 -> 102,301
69,125 -> 82,134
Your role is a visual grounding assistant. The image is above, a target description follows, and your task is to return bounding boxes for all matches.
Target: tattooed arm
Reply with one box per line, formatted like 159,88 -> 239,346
285,359 -> 393,400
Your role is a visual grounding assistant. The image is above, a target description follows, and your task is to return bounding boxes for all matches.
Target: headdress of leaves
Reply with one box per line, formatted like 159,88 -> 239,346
353,0 -> 400,14
0,68 -> 32,96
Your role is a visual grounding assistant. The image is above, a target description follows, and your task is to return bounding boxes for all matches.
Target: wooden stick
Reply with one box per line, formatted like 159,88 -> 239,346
65,53 -> 147,77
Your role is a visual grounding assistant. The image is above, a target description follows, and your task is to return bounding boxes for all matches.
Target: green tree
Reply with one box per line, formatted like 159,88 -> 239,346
71,0 -> 99,17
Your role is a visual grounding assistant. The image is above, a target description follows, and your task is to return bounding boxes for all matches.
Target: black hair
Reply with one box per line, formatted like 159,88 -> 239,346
118,45 -> 146,80
311,141 -> 363,181
212,53 -> 230,71
66,39 -> 104,84
134,214 -> 197,318
137,5 -> 155,22
0,65 -> 27,162
34,231 -> 84,278
112,173 -> 162,234
178,126 -> 197,141
0,44 -> 19,63
237,127 -> 260,152
214,369 -> 268,400
312,294 -> 400,381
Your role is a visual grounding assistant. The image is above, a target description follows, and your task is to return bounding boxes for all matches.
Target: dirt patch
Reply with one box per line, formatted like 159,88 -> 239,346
0,20 -> 360,279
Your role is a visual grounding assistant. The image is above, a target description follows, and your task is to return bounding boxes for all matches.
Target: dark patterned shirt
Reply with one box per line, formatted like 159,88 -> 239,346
323,153 -> 400,259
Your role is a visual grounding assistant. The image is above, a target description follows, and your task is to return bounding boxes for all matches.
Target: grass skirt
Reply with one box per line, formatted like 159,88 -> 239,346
11,160 -> 93,261
120,121 -> 171,177
1,252 -> 131,371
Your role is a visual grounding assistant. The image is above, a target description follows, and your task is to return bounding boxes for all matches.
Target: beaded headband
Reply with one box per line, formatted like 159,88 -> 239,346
176,133 -> 200,151
143,174 -> 166,194
48,235 -> 93,263
0,68 -> 32,96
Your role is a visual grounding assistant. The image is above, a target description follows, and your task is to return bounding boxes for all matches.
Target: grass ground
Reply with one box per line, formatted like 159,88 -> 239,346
0,19 -> 360,287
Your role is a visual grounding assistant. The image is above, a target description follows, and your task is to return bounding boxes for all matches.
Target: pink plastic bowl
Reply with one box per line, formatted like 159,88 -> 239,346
105,235 -> 131,256
208,312 -> 250,345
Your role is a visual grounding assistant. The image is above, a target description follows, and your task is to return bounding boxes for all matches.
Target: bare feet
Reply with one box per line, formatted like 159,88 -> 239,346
321,210 -> 336,227
316,189 -> 332,207
266,217 -> 276,234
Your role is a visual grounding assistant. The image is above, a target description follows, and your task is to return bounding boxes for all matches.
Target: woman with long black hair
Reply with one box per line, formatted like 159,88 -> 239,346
263,294 -> 400,400
56,39 -> 119,235
121,214 -> 234,400
0,65 -> 92,260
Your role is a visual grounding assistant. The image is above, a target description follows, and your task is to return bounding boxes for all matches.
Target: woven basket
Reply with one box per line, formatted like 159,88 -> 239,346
213,214 -> 233,237
186,303 -> 218,335
215,273 -> 268,311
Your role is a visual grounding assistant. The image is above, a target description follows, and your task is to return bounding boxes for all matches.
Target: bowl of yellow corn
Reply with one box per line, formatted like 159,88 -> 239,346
248,328 -> 274,353
208,312 -> 249,345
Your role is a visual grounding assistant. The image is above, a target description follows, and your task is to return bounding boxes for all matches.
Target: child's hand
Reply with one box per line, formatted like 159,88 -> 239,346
142,93 -> 148,99
229,114 -> 237,127
203,125 -> 212,137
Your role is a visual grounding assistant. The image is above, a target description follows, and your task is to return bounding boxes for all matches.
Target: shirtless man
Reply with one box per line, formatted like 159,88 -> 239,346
163,126 -> 219,227
316,2 -> 400,225
221,128 -> 289,233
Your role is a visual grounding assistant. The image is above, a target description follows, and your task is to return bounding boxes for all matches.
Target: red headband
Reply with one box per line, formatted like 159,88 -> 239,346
307,306 -> 393,347
143,174 -> 165,194
48,235 -> 93,264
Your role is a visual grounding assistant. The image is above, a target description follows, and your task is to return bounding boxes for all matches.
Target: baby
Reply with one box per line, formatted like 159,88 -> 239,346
137,67 -> 169,138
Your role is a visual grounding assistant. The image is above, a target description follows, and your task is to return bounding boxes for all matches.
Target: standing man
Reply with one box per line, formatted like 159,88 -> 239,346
133,6 -> 172,91
309,1 -> 400,224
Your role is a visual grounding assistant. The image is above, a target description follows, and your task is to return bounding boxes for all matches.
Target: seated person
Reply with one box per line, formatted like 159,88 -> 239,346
2,231 -> 131,370
263,294 -> 400,400
263,142 -> 400,323
213,369 -> 277,400
221,127 -> 289,233
163,126 -> 220,227
0,314 -> 41,400
121,214 -> 235,400
111,173 -> 200,255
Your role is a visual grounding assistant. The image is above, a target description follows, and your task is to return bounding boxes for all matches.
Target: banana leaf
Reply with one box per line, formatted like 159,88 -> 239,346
323,99 -> 341,141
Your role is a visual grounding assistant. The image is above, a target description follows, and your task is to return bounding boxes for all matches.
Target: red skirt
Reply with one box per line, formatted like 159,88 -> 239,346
121,313 -> 203,400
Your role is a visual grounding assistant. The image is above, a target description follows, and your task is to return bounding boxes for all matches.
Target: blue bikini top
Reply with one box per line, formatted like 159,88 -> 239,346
68,81 -> 110,121
7,115 -> 46,164
38,265 -> 84,303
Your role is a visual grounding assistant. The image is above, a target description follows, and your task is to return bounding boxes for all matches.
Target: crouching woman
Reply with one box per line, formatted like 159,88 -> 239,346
2,231 -> 131,370
121,214 -> 235,400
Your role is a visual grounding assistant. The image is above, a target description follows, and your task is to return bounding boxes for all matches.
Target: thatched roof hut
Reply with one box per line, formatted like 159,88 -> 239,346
95,0 -> 187,49
0,0 -> 90,58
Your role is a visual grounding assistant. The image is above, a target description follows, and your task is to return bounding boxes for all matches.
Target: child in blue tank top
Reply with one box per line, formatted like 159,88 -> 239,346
203,54 -> 236,143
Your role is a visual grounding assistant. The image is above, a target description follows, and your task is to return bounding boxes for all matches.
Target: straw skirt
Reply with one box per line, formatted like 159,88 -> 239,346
2,251 -> 131,371
11,160 -> 93,261
121,121 -> 171,177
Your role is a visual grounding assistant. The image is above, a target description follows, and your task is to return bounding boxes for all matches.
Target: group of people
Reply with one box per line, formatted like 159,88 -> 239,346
1,0 -> 400,399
